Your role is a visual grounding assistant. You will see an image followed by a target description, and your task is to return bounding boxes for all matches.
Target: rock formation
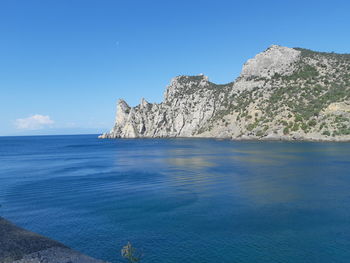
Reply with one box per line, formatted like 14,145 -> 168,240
100,45 -> 350,141
0,217 -> 106,263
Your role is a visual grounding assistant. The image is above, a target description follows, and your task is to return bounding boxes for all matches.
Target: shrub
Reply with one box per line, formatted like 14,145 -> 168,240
291,123 -> 299,131
301,123 -> 309,132
281,120 -> 288,126
256,130 -> 264,137
295,115 -> 303,122
283,127 -> 290,135
247,123 -> 257,131
322,130 -> 331,136
121,242 -> 142,263
339,127 -> 350,135
308,119 -> 317,126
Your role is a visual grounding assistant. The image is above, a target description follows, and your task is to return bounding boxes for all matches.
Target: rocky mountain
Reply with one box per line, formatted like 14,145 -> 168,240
99,45 -> 350,141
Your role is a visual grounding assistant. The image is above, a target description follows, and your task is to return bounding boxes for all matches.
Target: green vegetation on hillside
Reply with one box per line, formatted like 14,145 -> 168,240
172,48 -> 350,138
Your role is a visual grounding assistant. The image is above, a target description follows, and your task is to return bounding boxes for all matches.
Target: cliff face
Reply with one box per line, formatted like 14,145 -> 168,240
100,45 -> 350,141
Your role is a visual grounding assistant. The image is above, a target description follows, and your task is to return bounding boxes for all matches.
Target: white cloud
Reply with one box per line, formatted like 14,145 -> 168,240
14,114 -> 54,130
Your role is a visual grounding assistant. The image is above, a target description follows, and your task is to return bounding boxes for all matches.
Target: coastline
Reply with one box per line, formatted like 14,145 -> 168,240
0,217 -> 106,263
98,133 -> 350,143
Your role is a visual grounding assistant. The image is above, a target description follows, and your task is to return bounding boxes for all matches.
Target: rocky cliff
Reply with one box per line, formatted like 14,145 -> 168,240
100,45 -> 350,141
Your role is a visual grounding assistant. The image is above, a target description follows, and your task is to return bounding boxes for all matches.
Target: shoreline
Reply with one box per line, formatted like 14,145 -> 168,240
98,134 -> 350,143
0,217 -> 106,263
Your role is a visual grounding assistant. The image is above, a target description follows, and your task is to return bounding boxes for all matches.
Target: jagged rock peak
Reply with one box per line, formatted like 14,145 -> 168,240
115,99 -> 131,123
140,97 -> 150,108
170,74 -> 209,85
164,74 -> 209,101
117,99 -> 130,109
240,44 -> 301,78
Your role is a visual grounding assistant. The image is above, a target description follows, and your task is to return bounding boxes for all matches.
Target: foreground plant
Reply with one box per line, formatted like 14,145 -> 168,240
121,242 -> 142,263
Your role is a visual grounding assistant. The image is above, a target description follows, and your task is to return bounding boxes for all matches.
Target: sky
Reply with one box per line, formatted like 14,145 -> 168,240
1,0 -> 350,136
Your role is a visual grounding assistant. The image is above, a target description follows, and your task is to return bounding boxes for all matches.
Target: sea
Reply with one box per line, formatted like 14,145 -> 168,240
0,135 -> 350,263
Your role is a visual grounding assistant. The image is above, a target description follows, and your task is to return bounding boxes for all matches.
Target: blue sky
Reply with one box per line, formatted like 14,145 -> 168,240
1,0 -> 350,136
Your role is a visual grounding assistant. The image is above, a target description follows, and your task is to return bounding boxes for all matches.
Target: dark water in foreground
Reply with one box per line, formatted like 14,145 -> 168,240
0,135 -> 350,263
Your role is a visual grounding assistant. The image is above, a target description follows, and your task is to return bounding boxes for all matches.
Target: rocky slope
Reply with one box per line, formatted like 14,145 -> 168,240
100,45 -> 350,141
0,217 -> 106,263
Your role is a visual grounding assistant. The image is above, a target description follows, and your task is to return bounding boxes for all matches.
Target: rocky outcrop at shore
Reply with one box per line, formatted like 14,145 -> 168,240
0,217 -> 106,263
100,45 -> 350,141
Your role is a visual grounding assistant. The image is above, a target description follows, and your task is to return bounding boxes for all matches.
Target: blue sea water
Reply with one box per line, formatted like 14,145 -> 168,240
0,135 -> 350,263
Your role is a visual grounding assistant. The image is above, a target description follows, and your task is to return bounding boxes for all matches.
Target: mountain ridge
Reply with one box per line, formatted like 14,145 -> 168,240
100,45 -> 350,141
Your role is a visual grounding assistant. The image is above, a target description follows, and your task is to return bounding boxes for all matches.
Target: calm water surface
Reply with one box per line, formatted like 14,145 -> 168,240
0,135 -> 350,263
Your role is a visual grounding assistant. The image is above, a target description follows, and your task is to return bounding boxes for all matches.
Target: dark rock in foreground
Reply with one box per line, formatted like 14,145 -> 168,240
0,217 -> 106,263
